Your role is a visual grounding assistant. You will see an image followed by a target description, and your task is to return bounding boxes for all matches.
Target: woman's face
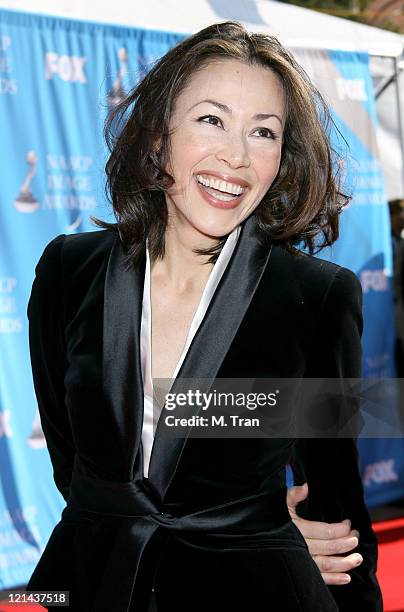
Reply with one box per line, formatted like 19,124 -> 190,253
164,59 -> 286,239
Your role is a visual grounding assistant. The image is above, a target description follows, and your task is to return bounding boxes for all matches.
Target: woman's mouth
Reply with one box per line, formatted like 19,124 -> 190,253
194,174 -> 248,209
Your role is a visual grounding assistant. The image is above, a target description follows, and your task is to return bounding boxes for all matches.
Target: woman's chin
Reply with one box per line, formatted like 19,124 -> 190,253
191,222 -> 237,241
186,212 -> 241,240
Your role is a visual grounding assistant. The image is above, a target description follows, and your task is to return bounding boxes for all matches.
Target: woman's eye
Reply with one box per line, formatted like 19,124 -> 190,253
253,127 -> 276,139
198,115 -> 223,128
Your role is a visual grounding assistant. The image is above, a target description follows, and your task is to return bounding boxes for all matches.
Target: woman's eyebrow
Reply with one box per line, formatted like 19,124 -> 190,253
188,99 -> 282,125
189,99 -> 230,113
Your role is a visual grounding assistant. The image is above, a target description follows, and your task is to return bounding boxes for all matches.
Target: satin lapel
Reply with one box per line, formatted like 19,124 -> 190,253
148,215 -> 273,498
103,238 -> 146,477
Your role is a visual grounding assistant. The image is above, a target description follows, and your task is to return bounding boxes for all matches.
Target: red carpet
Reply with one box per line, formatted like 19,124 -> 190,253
374,516 -> 404,611
0,605 -> 43,611
0,518 -> 403,611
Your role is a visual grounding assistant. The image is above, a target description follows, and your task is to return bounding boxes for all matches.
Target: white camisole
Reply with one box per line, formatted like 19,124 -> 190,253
140,226 -> 241,478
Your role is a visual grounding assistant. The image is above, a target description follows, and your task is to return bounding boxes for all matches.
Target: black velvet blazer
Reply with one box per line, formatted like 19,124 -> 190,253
27,214 -> 382,611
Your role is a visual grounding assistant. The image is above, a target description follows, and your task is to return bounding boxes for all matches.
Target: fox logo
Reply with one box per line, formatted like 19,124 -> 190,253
363,459 -> 399,486
45,53 -> 87,83
360,269 -> 388,293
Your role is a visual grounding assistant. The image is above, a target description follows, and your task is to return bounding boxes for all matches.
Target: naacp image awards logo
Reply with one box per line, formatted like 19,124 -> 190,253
14,151 -> 40,213
108,48 -> 128,107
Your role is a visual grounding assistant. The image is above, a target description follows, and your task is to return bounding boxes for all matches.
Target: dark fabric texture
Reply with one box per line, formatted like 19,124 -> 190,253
26,214 -> 382,611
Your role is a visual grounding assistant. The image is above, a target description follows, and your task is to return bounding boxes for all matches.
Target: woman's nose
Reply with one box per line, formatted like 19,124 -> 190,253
215,135 -> 251,169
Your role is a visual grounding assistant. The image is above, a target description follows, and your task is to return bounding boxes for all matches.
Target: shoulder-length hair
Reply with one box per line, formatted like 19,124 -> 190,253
93,21 -> 349,265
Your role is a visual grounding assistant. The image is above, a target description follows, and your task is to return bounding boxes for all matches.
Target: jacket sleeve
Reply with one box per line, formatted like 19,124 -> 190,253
290,266 -> 383,611
27,234 -> 75,502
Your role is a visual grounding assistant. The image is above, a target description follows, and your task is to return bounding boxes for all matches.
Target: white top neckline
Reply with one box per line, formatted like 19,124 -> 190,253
140,226 -> 241,477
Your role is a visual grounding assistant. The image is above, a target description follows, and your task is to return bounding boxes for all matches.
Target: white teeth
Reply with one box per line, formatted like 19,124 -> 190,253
195,174 -> 246,196
206,190 -> 237,202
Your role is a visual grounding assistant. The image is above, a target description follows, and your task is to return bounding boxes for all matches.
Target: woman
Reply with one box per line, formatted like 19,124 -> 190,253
27,22 -> 382,611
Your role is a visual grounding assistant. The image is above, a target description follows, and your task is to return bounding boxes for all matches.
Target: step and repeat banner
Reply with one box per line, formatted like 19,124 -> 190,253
0,8 -> 403,588
292,47 -> 404,507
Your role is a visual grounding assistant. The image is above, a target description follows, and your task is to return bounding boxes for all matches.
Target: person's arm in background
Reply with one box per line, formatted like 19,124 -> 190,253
287,482 -> 364,585
291,267 -> 383,611
27,234 -> 75,502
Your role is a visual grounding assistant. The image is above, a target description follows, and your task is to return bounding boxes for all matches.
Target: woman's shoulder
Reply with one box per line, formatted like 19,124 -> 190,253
33,229 -> 118,294
38,228 -> 116,270
62,227 -> 117,260
267,244 -> 362,318
271,243 -> 361,295
62,228 -> 118,272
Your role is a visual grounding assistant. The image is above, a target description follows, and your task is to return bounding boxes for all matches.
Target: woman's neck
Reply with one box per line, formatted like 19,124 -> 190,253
151,219 -> 219,293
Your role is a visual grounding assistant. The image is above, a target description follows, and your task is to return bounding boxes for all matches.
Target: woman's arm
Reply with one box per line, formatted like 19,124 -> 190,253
27,234 -> 75,502
291,266 -> 383,611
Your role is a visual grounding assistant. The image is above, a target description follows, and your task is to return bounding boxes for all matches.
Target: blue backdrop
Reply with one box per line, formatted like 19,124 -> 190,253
0,8 -> 403,588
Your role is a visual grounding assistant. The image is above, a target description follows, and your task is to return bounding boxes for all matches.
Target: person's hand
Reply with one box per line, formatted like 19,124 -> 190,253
287,482 -> 363,585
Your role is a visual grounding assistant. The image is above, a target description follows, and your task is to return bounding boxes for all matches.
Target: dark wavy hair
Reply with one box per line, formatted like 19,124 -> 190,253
93,21 -> 349,265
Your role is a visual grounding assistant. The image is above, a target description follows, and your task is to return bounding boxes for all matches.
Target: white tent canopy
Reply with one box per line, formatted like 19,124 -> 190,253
0,0 -> 403,56
1,0 -> 404,198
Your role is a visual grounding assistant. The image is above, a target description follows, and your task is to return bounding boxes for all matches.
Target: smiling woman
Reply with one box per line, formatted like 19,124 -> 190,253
27,20 -> 382,612
164,61 -> 285,236
96,21 -> 347,266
